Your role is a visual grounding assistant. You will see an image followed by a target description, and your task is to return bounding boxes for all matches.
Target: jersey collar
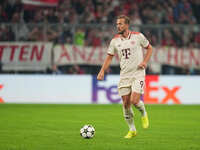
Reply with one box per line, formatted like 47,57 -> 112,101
120,30 -> 131,41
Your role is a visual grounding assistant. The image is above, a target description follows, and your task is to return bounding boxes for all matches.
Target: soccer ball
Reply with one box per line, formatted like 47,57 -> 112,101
80,125 -> 95,139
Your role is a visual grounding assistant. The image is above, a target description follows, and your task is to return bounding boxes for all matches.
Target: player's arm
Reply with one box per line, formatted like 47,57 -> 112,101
97,54 -> 113,80
138,44 -> 153,69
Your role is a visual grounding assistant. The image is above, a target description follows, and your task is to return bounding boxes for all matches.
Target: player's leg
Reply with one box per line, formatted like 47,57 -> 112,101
119,87 -> 137,138
131,92 -> 147,116
122,93 -> 136,132
130,92 -> 149,128
130,78 -> 149,128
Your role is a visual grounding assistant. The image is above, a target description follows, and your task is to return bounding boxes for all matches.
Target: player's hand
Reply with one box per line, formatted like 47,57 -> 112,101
97,70 -> 105,80
138,62 -> 147,69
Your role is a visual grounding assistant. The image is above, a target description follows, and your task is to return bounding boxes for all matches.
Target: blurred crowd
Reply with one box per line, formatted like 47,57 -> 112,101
0,0 -> 200,75
0,0 -> 200,48
1,0 -> 200,24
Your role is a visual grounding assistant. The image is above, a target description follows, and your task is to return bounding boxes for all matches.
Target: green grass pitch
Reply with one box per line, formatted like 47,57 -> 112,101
0,104 -> 200,150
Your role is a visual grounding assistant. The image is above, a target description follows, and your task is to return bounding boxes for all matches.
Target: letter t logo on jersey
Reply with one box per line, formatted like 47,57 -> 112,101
122,48 -> 131,59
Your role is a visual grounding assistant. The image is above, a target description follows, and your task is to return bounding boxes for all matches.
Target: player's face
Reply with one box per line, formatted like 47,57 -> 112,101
116,18 -> 128,34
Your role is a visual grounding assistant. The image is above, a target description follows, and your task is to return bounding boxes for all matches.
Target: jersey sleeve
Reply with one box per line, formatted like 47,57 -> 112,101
139,33 -> 149,48
107,39 -> 116,55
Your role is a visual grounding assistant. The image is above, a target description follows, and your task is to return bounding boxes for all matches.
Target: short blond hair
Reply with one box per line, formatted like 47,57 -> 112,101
117,15 -> 130,24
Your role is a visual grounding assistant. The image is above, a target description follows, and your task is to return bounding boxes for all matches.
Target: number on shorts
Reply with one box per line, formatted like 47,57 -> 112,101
140,81 -> 144,88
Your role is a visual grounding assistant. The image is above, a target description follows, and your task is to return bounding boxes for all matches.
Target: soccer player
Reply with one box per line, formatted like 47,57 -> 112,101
97,15 -> 153,139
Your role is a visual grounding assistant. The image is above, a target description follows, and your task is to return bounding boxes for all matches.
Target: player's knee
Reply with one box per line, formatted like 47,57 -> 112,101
131,97 -> 139,105
122,95 -> 131,108
122,99 -> 130,109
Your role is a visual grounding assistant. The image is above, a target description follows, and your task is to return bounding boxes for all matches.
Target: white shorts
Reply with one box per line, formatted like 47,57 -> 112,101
118,77 -> 145,96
